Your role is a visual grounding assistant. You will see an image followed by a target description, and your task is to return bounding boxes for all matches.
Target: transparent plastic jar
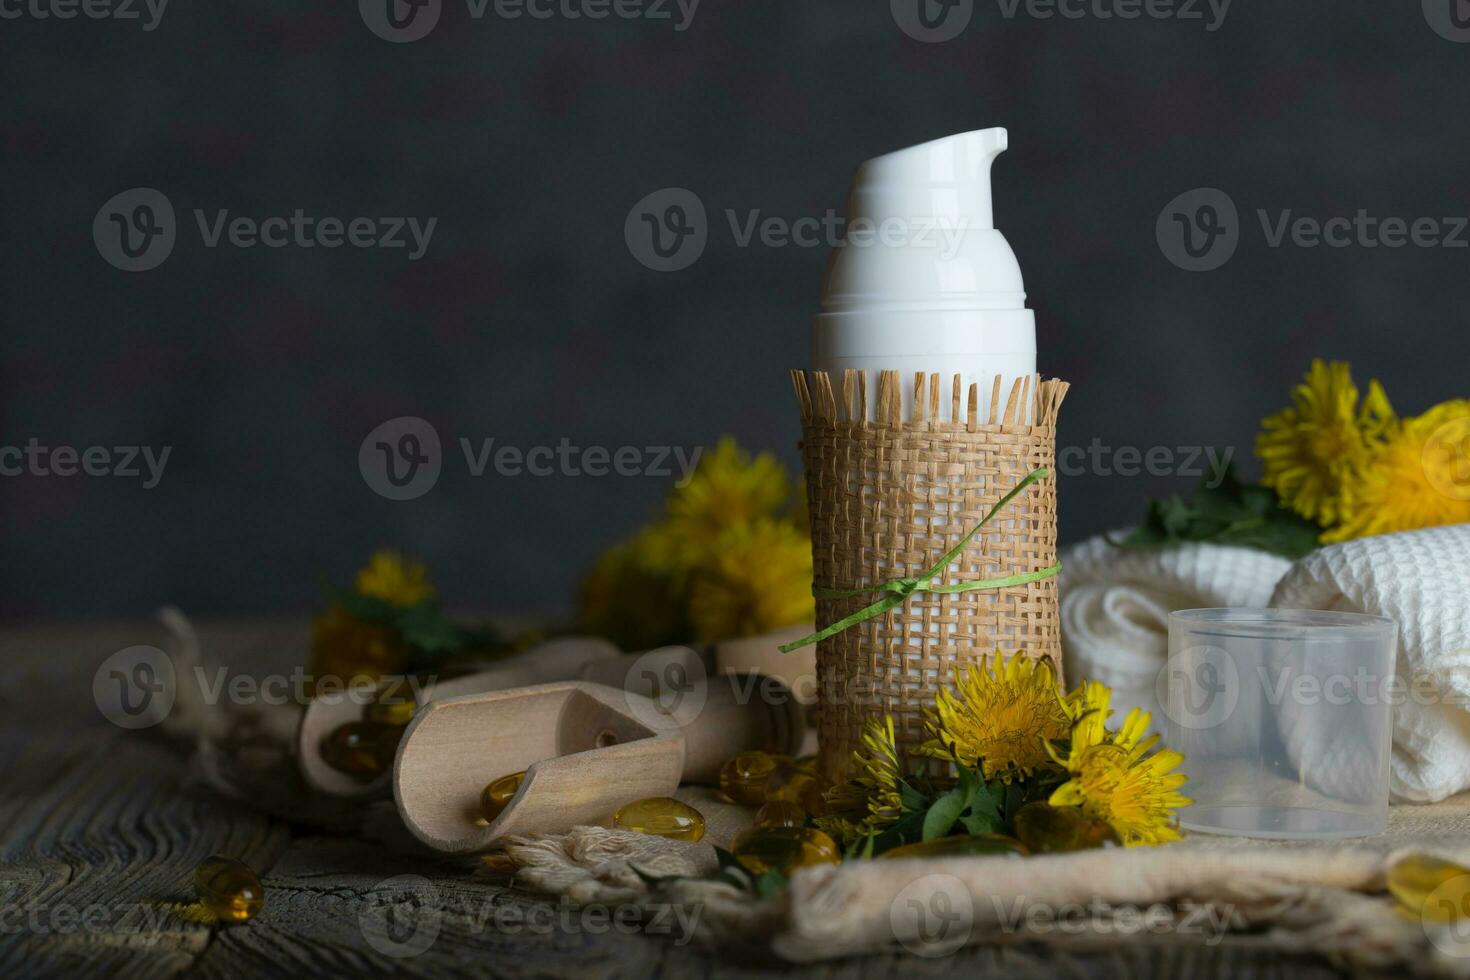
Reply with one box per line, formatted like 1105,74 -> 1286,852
1163,608 -> 1397,840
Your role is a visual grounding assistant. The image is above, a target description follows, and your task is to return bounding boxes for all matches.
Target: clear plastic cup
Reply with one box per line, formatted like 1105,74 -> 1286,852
1162,608 -> 1397,840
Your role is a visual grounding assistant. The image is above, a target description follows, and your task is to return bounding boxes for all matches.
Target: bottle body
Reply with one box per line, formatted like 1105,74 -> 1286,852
812,309 -> 1036,421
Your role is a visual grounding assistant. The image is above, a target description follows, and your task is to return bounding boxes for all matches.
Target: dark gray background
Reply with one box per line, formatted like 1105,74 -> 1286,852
3,0 -> 1466,622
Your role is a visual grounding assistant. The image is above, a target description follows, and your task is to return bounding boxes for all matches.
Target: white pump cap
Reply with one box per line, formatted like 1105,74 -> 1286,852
813,128 -> 1036,417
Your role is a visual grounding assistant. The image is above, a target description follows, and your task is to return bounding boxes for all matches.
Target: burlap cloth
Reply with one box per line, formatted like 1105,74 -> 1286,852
505,788 -> 1470,975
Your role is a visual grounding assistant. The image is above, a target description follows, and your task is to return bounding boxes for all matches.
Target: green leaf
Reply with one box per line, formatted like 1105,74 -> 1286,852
873,809 -> 927,853
1114,461 -> 1320,560
713,846 -> 742,874
922,788 -> 968,842
898,780 -> 931,814
966,774 -> 1002,825
959,809 -> 1000,836
755,870 -> 789,898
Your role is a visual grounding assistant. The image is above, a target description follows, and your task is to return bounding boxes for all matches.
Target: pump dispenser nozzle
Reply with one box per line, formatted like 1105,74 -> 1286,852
813,128 -> 1036,418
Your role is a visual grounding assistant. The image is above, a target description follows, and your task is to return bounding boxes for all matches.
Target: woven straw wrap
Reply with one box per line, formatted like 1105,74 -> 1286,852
790,369 -> 1069,782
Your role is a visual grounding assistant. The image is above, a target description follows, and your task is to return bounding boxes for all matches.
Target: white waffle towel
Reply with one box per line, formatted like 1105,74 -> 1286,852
1271,524 -> 1470,802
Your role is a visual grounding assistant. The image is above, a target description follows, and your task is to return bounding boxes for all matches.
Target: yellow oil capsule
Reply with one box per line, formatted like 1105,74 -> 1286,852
194,856 -> 264,924
613,797 -> 706,842
880,834 -> 1029,860
480,771 -> 526,823
1389,854 -> 1470,923
320,722 -> 403,779
754,800 -> 806,829
731,827 -> 840,876
720,751 -> 781,806
364,677 -> 418,726
768,769 -> 814,803
1014,802 -> 1120,853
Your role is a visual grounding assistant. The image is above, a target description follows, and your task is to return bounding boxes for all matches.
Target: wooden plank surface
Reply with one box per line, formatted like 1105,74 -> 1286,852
0,619 -> 1359,978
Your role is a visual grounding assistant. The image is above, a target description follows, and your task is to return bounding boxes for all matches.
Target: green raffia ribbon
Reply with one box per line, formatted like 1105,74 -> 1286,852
779,467 -> 1061,653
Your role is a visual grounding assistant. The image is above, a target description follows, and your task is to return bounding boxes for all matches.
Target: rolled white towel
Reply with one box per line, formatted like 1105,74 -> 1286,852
1060,533 -> 1293,731
1270,523 -> 1470,803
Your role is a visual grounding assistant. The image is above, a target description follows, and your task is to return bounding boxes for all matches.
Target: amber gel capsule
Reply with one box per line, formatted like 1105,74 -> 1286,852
614,798 -> 706,842
719,751 -> 781,806
195,856 -> 264,923
320,721 -> 403,779
730,827 -> 840,875
1389,854 -> 1470,923
754,800 -> 806,829
480,771 -> 526,823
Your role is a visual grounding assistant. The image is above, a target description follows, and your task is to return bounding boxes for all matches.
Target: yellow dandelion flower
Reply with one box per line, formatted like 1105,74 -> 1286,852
1326,400 -> 1470,542
816,715 -> 904,846
687,518 -> 814,643
1062,680 -> 1150,755
309,604 -> 407,691
1255,359 -> 1394,525
1049,741 -> 1190,847
664,437 -> 792,568
916,652 -> 1070,783
576,525 -> 688,651
354,549 -> 436,608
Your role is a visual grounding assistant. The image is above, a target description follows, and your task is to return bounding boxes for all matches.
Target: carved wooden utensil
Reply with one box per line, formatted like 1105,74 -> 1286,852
298,636 -> 622,798
393,674 -> 805,853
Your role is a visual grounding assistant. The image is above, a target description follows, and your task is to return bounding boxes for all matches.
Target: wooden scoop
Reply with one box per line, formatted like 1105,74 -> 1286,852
393,674 -> 805,853
298,636 -> 622,798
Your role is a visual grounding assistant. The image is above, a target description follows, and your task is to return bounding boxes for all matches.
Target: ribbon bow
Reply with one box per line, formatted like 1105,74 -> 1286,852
779,467 -> 1061,653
